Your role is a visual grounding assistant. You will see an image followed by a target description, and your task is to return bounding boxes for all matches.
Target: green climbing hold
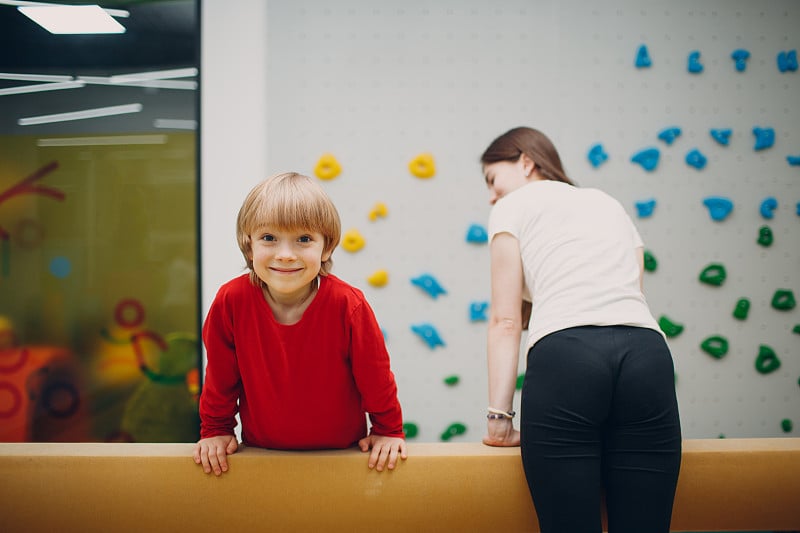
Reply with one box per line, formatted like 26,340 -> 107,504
794,324 -> 800,335
781,419 -> 793,433
732,298 -> 750,320
440,422 -> 467,442
756,225 -> 773,247
643,250 -> 658,272
700,335 -> 729,359
444,375 -> 460,386
699,263 -> 726,286
658,315 -> 684,338
755,344 -> 781,375
403,422 -> 419,439
771,289 -> 796,311
516,374 -> 524,390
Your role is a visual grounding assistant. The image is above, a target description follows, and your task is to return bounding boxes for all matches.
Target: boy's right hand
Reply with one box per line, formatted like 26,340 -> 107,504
193,435 -> 239,476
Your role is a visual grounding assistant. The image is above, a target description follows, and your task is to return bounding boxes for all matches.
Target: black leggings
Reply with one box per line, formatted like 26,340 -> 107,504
520,326 -> 682,533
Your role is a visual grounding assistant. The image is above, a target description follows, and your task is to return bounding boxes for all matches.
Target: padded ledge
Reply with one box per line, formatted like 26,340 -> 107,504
1,438 -> 798,532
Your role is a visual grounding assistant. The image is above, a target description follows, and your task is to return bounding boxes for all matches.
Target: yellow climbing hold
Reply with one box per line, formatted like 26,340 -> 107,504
314,153 -> 342,181
368,202 -> 388,221
367,269 -> 389,287
409,153 -> 436,179
341,228 -> 365,253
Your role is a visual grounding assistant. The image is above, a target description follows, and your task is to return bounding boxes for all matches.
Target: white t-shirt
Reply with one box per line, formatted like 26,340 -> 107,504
488,180 -> 661,352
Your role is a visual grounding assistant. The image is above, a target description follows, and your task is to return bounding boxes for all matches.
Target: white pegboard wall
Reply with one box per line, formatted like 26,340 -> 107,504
258,0 -> 799,441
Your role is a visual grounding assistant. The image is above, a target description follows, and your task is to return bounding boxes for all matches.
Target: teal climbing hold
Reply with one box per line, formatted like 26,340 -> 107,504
635,44 -> 652,68
753,127 -> 775,151
440,422 -> 467,442
699,263 -> 726,286
700,335 -> 729,359
731,49 -> 750,71
755,345 -> 781,375
658,127 -> 681,145
687,51 -> 704,73
658,315 -> 684,338
631,147 -> 660,171
733,298 -> 750,320
703,197 -> 733,221
771,289 -> 796,311
710,128 -> 732,146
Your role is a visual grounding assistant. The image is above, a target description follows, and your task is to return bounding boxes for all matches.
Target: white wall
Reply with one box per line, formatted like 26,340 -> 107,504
203,0 -> 799,442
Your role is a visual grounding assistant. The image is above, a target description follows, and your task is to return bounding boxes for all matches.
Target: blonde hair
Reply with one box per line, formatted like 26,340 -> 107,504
236,172 -> 341,287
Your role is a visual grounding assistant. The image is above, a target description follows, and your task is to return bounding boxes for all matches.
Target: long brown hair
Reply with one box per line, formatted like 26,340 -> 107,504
480,127 -> 574,185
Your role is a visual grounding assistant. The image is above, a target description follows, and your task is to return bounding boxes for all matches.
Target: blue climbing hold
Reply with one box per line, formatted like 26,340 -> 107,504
710,128 -> 733,146
635,44 -> 652,68
631,147 -> 660,172
703,196 -> 734,221
777,50 -> 798,72
687,51 -> 704,73
658,127 -> 682,145
753,127 -> 775,151
411,273 -> 447,299
787,155 -> 800,166
635,199 -> 657,218
466,224 -> 488,244
587,143 -> 609,168
686,148 -> 708,170
731,49 -> 750,72
411,323 -> 445,349
469,301 -> 489,322
760,197 -> 778,219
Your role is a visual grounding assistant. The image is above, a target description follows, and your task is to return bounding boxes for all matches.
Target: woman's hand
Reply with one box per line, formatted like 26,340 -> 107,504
193,434 -> 239,476
483,418 -> 521,447
358,434 -> 408,471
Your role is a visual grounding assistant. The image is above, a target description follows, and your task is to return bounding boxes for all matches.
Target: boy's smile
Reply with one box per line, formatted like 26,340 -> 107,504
249,226 -> 330,306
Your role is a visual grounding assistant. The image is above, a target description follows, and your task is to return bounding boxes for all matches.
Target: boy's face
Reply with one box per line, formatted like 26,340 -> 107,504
249,225 -> 330,300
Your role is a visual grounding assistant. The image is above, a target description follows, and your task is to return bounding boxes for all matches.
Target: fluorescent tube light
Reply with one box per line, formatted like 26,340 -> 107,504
18,5 -> 126,34
153,119 -> 197,130
110,68 -> 198,83
0,72 -> 74,83
0,80 -> 85,96
37,135 -> 167,147
0,1 -> 129,17
18,103 -> 143,126
78,76 -> 197,90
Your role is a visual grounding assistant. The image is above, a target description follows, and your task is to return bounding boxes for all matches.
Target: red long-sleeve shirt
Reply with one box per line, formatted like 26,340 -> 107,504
199,273 -> 404,450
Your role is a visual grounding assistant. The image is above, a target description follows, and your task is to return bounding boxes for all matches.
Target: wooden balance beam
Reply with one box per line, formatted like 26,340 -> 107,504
0,438 -> 798,532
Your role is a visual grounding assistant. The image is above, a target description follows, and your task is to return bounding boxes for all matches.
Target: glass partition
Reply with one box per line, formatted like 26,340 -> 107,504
0,0 -> 200,443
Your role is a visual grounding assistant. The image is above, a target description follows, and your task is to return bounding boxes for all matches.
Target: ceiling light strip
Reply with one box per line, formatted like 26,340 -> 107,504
37,135 -> 167,147
18,103 -> 143,126
0,73 -> 74,83
0,1 -> 129,17
110,68 -> 199,83
78,76 -> 197,90
0,80 -> 85,96
153,119 -> 197,130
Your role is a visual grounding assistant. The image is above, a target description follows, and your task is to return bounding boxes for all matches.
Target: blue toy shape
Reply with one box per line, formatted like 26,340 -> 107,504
777,50 -> 798,72
703,196 -> 734,221
797,202 -> 800,217
753,127 -> 775,151
469,301 -> 489,322
760,197 -> 778,219
685,148 -> 708,170
787,155 -> 800,166
587,143 -> 609,168
731,49 -> 750,72
687,51 -> 704,73
635,44 -> 651,68
710,128 -> 732,146
630,147 -> 660,172
411,323 -> 445,349
465,224 -> 488,244
635,199 -> 657,218
658,127 -> 682,145
411,273 -> 447,299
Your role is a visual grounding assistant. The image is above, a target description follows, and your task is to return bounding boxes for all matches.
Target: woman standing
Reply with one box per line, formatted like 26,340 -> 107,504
480,127 -> 681,533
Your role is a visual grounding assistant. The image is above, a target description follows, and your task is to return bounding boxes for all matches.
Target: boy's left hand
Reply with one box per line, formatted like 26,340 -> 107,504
358,435 -> 408,471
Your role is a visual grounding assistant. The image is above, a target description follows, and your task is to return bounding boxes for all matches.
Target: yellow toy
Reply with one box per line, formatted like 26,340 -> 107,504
368,202 -> 388,221
314,153 -> 342,181
367,269 -> 389,287
409,153 -> 436,179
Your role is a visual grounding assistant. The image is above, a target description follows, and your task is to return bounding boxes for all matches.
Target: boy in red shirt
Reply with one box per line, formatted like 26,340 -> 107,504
193,172 -> 407,476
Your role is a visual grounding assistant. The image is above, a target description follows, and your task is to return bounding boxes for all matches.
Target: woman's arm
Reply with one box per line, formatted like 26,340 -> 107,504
484,232 -> 524,447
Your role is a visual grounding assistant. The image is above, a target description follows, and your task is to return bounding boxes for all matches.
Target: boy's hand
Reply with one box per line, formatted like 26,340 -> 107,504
358,435 -> 408,472
193,435 -> 239,476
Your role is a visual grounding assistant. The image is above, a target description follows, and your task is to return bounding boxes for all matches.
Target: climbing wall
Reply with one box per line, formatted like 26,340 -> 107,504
261,0 -> 799,441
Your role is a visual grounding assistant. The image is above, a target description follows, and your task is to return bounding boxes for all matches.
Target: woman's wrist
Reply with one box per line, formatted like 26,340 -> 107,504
486,406 -> 516,419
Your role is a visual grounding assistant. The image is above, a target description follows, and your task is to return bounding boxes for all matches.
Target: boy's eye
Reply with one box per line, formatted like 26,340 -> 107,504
298,235 -> 312,243
260,234 -> 275,242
